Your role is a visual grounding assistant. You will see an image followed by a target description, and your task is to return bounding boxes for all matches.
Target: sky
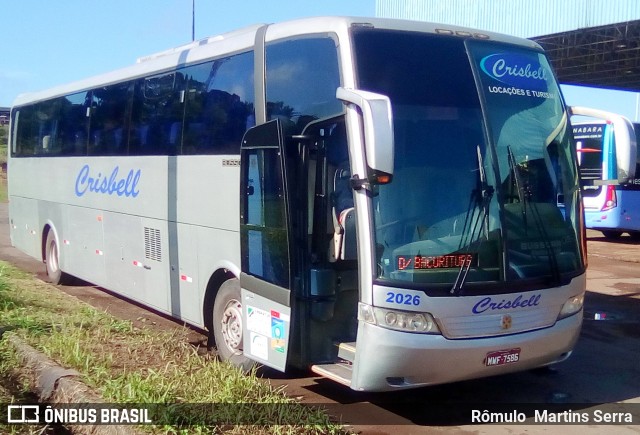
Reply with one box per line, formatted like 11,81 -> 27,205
562,85 -> 640,123
2,0 -> 639,122
0,0 -> 374,107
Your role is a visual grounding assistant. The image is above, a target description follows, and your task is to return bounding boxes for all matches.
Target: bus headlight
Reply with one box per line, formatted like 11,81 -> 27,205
358,303 -> 441,334
558,293 -> 584,319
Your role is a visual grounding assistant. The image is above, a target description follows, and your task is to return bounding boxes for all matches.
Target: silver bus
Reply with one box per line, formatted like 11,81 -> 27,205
8,17 -> 635,391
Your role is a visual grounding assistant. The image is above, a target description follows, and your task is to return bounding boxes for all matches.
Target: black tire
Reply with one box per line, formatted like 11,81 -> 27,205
45,231 -> 69,285
602,230 -> 623,240
628,231 -> 640,241
212,279 -> 255,372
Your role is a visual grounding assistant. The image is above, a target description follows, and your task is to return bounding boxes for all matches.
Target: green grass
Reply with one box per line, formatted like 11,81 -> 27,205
0,125 -> 7,165
0,124 -> 8,203
0,262 -> 347,434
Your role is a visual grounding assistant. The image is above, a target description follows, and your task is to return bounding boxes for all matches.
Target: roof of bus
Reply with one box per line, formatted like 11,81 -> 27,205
11,16 -> 539,108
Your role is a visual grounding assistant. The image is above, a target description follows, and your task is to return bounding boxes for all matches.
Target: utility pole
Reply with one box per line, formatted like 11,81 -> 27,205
192,0 -> 195,41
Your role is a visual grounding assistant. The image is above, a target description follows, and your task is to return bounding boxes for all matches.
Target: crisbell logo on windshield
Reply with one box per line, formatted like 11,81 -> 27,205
480,53 -> 549,90
75,164 -> 141,198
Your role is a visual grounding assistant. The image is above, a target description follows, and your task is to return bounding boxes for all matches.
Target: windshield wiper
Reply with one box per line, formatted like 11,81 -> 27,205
451,145 -> 493,295
507,145 -> 529,229
530,202 -> 562,283
506,146 -> 561,283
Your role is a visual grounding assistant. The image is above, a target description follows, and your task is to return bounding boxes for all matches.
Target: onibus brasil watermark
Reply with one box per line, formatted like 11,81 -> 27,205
7,405 -> 152,425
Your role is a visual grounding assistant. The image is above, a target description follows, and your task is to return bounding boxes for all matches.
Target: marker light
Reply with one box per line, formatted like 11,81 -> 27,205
374,173 -> 392,184
368,170 -> 392,185
358,303 -> 440,334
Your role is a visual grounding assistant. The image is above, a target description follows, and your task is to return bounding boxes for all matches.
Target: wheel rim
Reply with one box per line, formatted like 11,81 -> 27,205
220,298 -> 243,352
48,239 -> 59,274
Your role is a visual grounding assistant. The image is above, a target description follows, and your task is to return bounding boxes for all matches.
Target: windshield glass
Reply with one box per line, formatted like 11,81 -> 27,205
353,30 -> 584,293
573,122 -> 606,198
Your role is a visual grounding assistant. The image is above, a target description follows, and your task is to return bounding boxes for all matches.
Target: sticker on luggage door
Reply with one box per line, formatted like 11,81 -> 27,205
246,305 -> 290,361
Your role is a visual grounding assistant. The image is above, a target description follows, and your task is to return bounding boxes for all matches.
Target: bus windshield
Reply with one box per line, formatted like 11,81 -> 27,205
353,30 -> 584,292
574,122 -> 607,198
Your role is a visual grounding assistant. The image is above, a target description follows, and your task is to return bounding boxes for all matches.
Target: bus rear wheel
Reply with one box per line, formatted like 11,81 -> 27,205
212,279 -> 255,372
45,231 -> 69,285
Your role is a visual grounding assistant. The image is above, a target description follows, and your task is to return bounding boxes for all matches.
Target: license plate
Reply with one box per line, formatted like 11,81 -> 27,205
485,348 -> 521,366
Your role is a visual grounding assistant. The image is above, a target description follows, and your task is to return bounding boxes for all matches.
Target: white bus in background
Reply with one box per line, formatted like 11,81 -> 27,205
574,120 -> 640,239
8,17 -> 636,391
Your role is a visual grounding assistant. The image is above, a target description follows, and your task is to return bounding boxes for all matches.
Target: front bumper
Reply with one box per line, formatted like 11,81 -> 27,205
349,311 -> 582,391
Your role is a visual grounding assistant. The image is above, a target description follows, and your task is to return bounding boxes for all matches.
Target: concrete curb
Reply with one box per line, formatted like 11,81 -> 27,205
6,334 -> 145,435
588,252 -> 640,263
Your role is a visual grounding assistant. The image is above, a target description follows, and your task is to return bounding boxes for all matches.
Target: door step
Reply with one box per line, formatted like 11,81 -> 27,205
337,341 -> 356,363
311,362 -> 353,387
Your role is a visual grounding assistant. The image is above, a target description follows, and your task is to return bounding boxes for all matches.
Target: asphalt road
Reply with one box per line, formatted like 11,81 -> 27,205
1,202 -> 639,434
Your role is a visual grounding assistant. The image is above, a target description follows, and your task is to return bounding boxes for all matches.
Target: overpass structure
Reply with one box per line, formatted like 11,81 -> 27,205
376,0 -> 640,92
0,107 -> 9,125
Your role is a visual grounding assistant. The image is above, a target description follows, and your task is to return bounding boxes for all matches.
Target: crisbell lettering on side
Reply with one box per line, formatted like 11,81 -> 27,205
75,164 -> 141,198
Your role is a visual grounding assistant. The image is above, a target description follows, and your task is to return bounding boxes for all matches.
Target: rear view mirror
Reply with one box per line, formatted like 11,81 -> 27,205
337,87 -> 394,182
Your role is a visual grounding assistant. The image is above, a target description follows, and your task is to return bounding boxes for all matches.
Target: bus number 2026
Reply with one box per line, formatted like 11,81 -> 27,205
386,292 -> 421,306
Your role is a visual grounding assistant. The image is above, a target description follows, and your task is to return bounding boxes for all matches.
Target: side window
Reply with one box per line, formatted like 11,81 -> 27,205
13,106 -> 37,156
130,72 -> 185,155
10,109 -> 19,155
89,83 -> 131,156
59,92 -> 90,156
266,37 -> 342,135
19,99 -> 63,156
182,51 -> 254,155
242,146 -> 290,288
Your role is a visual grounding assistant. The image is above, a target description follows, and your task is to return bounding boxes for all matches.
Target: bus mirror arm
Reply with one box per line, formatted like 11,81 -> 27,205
336,87 -> 394,179
349,174 -> 370,191
569,106 -> 637,183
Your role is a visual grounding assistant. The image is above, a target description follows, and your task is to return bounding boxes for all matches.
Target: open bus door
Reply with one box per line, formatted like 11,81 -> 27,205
239,119 -> 293,371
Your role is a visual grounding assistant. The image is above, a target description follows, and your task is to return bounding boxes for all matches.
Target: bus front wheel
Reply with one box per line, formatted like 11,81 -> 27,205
212,279 -> 255,372
602,230 -> 623,239
45,231 -> 69,285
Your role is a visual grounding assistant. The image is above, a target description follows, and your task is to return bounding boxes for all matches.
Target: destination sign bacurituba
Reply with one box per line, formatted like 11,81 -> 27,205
397,254 -> 477,270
